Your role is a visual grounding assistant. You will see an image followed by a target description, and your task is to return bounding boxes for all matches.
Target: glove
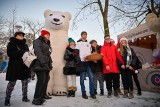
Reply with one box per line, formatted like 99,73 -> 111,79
72,52 -> 77,56
135,70 -> 139,74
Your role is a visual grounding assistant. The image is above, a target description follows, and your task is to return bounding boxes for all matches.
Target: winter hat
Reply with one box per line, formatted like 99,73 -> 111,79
90,40 -> 97,44
14,31 -> 25,37
41,30 -> 50,36
120,37 -> 128,43
68,38 -> 75,44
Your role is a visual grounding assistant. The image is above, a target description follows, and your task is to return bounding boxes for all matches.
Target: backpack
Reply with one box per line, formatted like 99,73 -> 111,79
22,45 -> 37,68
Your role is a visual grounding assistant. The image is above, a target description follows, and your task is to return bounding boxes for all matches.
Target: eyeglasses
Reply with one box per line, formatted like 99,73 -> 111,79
17,34 -> 24,37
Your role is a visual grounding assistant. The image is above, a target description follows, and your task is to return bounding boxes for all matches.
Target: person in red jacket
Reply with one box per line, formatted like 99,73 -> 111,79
101,35 -> 124,98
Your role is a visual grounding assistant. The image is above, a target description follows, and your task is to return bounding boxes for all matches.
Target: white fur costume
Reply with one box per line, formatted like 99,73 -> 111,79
146,13 -> 160,48
44,9 -> 71,95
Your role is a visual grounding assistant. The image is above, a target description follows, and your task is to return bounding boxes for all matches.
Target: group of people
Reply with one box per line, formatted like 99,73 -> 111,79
5,30 -> 52,106
64,31 -> 142,100
4,30 -> 142,106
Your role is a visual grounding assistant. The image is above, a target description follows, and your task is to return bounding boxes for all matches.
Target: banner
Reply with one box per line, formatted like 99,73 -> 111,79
134,69 -> 160,94
117,23 -> 156,40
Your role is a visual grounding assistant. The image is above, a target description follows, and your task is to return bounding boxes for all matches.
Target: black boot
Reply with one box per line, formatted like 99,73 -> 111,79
91,94 -> 96,99
137,90 -> 142,96
32,98 -> 43,105
82,94 -> 88,99
107,90 -> 112,98
22,96 -> 30,102
43,95 -> 52,99
71,91 -> 75,97
67,91 -> 72,97
100,89 -> 104,96
4,98 -> 10,106
94,89 -> 97,95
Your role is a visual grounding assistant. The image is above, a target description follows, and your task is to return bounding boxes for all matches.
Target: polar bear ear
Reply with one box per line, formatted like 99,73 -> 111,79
44,9 -> 53,18
64,12 -> 71,20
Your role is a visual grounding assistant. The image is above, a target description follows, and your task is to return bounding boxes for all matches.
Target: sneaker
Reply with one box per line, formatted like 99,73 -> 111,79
82,94 -> 88,99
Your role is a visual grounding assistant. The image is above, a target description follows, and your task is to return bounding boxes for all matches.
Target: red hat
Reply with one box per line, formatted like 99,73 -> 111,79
41,30 -> 50,36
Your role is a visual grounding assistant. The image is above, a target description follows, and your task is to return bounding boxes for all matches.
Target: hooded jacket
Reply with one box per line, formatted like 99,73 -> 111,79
31,36 -> 52,72
101,42 -> 124,74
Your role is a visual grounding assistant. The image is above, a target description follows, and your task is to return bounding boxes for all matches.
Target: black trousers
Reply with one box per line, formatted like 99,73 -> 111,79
133,73 -> 141,92
104,73 -> 119,91
121,68 -> 133,91
34,71 -> 50,99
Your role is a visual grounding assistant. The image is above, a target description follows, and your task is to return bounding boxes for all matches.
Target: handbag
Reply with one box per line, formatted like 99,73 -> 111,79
22,45 -> 37,68
76,62 -> 87,73
63,66 -> 69,75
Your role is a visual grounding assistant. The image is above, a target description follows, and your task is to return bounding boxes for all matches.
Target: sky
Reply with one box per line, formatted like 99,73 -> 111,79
0,0 -> 146,45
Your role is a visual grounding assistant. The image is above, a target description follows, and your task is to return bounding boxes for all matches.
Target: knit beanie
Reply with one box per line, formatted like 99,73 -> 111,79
120,37 -> 128,43
14,31 -> 25,37
41,30 -> 50,36
68,38 -> 75,44
90,40 -> 97,44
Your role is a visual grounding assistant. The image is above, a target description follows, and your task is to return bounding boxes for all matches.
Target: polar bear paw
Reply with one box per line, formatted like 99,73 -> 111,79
47,86 -> 53,96
52,86 -> 67,96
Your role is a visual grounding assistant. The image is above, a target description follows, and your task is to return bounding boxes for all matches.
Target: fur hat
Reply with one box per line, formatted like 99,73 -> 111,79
68,38 -> 75,44
14,31 -> 25,37
120,37 -> 128,43
90,40 -> 97,44
41,30 -> 50,36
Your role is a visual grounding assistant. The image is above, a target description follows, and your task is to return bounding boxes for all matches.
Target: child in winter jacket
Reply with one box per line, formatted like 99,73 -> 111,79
64,38 -> 80,97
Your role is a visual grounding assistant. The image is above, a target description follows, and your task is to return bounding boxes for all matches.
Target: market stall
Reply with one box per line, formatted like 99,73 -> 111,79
117,23 -> 160,93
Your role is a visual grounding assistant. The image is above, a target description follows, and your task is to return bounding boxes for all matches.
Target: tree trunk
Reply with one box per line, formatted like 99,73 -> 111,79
97,0 -> 110,36
103,15 -> 109,36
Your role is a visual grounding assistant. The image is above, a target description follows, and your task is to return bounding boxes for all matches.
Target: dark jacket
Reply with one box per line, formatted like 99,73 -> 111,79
31,36 -> 52,72
118,46 -> 141,70
64,46 -> 81,75
89,45 -> 103,73
6,37 -> 30,82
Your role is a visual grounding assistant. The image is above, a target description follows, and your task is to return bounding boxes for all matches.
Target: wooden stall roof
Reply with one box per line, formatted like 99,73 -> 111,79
129,34 -> 157,50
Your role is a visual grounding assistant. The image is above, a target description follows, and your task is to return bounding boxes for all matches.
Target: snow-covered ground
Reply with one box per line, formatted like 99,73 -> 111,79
0,73 -> 160,107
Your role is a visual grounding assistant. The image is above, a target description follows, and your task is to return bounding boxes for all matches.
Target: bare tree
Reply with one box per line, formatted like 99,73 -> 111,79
21,18 -> 44,46
72,0 -> 160,36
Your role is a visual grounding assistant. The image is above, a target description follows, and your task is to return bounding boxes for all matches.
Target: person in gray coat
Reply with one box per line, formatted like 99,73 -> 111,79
31,30 -> 52,105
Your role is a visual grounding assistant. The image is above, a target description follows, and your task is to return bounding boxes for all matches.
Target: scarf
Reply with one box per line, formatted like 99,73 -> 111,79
126,45 -> 132,66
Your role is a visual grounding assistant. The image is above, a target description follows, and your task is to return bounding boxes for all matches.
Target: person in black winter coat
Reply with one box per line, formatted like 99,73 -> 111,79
89,40 -> 104,96
5,32 -> 30,106
64,38 -> 81,97
118,38 -> 138,99
31,30 -> 53,105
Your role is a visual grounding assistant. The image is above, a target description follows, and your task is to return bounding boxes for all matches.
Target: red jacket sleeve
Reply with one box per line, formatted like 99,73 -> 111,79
101,46 -> 109,66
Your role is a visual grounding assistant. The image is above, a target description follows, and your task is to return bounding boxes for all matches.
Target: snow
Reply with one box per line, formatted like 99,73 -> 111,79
0,73 -> 160,107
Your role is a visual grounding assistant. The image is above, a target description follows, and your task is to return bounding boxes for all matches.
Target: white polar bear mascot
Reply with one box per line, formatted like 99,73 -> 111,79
44,9 -> 71,95
146,8 -> 160,59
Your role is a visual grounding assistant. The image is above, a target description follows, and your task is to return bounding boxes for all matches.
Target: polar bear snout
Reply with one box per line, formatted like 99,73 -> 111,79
53,18 -> 60,22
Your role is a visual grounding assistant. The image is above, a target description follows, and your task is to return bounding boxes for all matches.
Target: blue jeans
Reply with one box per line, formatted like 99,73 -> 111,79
80,62 -> 94,95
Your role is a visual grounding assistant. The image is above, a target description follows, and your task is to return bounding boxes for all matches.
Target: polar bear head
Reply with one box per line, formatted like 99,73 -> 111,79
44,9 -> 71,31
